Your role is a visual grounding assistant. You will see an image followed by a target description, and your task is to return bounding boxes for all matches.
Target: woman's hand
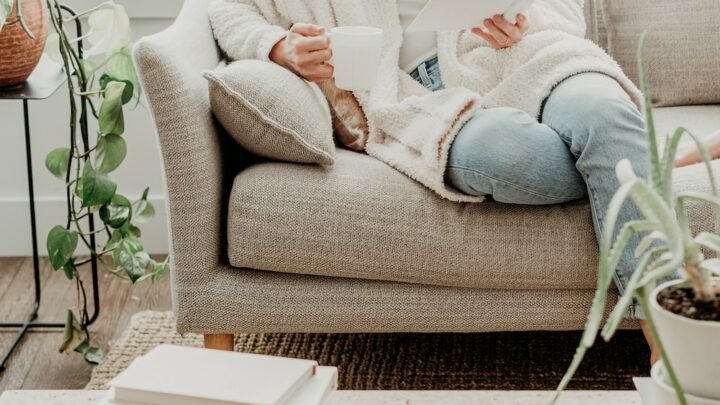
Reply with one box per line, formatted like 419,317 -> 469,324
471,14 -> 528,49
270,23 -> 333,82
675,130 -> 720,167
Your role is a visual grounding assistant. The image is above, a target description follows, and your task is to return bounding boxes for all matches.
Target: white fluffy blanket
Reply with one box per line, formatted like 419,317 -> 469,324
209,0 -> 642,202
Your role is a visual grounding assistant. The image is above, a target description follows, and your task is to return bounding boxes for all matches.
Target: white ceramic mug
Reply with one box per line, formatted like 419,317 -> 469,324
329,26 -> 383,92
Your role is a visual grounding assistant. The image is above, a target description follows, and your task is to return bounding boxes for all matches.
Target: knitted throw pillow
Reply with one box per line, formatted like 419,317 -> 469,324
602,0 -> 720,107
204,60 -> 335,165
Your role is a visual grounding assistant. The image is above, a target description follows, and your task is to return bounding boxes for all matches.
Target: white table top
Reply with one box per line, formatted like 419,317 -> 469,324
0,390 -> 641,404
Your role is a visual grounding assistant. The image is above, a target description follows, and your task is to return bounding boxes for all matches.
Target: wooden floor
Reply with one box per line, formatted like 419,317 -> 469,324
0,256 -> 171,392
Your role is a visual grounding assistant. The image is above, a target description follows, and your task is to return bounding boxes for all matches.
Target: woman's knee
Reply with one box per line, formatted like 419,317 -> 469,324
546,73 -> 642,126
446,108 -> 587,203
449,107 -> 537,168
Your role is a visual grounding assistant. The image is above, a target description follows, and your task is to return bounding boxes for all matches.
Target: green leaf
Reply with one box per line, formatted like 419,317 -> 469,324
45,148 -> 71,180
106,45 -> 142,100
62,259 -> 75,280
95,134 -> 127,174
81,163 -> 117,208
151,258 -> 169,283
99,73 -> 133,105
112,238 -> 149,282
133,187 -> 155,224
47,226 -> 78,270
0,0 -> 13,30
120,222 -> 141,238
79,59 -> 98,79
637,30 -> 663,193
83,346 -> 104,364
100,194 -> 132,229
59,310 -> 86,354
99,81 -> 126,136
104,229 -> 122,251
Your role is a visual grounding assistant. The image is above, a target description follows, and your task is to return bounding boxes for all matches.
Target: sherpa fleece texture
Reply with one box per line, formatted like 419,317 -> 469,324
208,0 -> 643,203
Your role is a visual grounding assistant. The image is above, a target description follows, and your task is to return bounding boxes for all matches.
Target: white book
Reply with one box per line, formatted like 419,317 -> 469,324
99,365 -> 338,405
108,345 -> 317,405
406,0 -> 537,32
288,367 -> 338,405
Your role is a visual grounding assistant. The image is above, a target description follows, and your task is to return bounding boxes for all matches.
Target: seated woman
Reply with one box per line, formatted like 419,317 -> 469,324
208,0 -> 709,365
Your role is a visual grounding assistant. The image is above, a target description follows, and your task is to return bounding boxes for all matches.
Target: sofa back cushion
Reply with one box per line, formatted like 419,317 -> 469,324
601,0 -> 720,107
204,60 -> 335,166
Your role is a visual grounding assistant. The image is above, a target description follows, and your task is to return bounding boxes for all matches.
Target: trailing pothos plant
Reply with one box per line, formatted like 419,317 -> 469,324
2,0 -> 168,363
552,32 -> 720,405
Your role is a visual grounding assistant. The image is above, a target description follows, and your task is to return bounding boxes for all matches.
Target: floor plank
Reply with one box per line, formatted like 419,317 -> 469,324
0,256 -> 170,392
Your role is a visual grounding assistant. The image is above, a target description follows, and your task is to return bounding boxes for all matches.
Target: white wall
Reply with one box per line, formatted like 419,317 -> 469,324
0,0 -> 183,256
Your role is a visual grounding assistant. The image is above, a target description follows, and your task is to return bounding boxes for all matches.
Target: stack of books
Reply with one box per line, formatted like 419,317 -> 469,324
99,344 -> 338,405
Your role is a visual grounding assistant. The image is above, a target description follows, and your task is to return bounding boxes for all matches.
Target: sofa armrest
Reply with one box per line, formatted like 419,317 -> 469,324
133,0 -> 226,297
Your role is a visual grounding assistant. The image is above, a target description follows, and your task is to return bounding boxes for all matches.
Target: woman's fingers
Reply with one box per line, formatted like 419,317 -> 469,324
483,19 -> 510,45
295,35 -> 331,53
299,48 -> 333,65
290,23 -> 326,37
471,27 -> 503,48
516,14 -> 529,34
474,14 -> 528,49
492,14 -> 522,42
305,63 -> 334,82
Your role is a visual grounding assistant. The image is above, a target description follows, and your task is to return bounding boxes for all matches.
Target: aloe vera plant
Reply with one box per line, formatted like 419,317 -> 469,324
552,31 -> 720,405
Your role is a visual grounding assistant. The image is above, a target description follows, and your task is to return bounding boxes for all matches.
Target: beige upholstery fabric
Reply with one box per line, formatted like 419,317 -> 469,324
602,0 -> 720,107
204,60 -> 335,166
229,141 -> 720,291
653,105 -> 720,139
229,149 -> 598,290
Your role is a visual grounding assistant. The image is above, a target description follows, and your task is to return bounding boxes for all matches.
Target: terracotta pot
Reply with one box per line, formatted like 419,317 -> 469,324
0,0 -> 49,87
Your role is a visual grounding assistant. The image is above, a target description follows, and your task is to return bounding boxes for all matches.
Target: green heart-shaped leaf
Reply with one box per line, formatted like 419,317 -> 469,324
106,45 -> 142,100
95,134 -> 127,174
112,238 -> 149,282
100,194 -> 132,229
99,81 -> 126,136
133,187 -> 155,224
151,257 -> 169,283
99,73 -> 133,104
81,163 -> 117,208
47,226 -> 78,270
45,148 -> 71,180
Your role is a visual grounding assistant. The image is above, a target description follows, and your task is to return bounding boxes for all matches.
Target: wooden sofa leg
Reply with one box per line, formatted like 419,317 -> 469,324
204,334 -> 234,351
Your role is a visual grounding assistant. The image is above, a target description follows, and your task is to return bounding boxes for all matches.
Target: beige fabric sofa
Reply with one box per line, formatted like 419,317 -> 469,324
133,0 -> 720,343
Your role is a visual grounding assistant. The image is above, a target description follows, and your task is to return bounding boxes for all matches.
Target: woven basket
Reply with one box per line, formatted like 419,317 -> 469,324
0,0 -> 49,87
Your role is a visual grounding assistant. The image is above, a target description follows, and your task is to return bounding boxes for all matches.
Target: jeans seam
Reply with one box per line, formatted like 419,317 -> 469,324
447,165 -> 586,202
417,62 -> 433,89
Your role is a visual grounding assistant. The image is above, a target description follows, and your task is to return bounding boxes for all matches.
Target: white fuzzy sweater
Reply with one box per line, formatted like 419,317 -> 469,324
209,0 -> 643,202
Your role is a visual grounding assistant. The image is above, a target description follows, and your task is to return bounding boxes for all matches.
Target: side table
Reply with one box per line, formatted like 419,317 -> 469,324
0,55 -> 100,372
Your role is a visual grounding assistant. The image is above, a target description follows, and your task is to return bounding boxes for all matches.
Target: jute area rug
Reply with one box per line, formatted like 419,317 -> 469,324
87,311 -> 649,391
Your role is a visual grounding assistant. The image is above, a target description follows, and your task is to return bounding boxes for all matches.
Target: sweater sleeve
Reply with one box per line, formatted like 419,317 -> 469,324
208,0 -> 289,62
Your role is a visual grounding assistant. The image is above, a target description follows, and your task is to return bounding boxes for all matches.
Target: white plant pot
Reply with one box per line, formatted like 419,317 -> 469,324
649,279 -> 720,399
652,362 -> 720,405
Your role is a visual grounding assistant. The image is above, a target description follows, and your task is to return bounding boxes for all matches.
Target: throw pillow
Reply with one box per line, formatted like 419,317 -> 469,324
602,0 -> 720,107
204,60 -> 335,166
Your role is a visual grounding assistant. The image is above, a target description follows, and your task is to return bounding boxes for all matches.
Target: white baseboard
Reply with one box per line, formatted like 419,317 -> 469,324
0,195 -> 169,257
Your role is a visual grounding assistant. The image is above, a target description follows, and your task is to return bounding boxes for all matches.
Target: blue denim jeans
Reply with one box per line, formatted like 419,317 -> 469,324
411,56 -> 649,318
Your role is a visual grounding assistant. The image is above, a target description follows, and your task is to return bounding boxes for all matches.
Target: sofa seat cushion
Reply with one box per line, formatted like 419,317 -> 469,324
229,148 -> 600,290
228,105 -> 719,290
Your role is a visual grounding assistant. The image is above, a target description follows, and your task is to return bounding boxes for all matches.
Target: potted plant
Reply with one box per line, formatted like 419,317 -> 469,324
552,32 -> 720,405
0,0 -> 48,86
5,0 -> 168,363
